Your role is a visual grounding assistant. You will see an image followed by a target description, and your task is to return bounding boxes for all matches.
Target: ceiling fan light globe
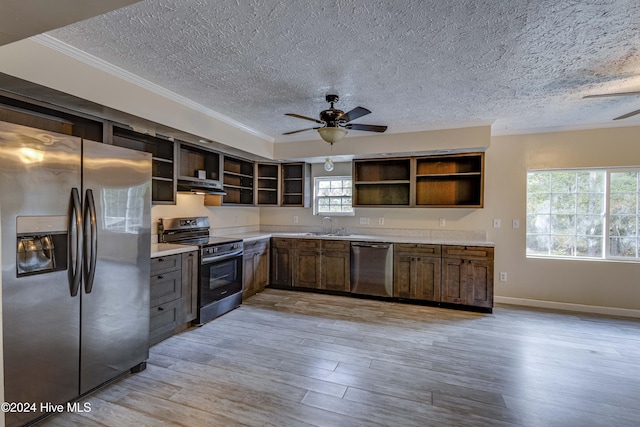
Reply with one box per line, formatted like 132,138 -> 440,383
318,127 -> 348,144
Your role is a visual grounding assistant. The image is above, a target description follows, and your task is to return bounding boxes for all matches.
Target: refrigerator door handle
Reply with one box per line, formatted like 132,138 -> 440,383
83,189 -> 98,294
68,187 -> 83,297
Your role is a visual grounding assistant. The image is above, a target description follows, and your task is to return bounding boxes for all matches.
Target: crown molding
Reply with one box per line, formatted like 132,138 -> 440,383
31,34 -> 274,142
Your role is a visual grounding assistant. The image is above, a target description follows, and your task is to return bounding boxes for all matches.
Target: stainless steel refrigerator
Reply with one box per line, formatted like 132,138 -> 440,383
0,121 -> 151,426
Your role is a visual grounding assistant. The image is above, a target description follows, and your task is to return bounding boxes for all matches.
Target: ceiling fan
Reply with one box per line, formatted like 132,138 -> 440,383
283,94 -> 388,144
584,90 -> 640,120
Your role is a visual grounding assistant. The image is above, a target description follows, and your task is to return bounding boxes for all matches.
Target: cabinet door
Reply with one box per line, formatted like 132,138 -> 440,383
322,250 -> 350,292
270,244 -> 293,286
393,254 -> 441,301
441,257 -> 465,304
255,248 -> 270,293
466,259 -> 493,308
243,251 -> 257,298
180,251 -> 198,323
294,249 -> 322,289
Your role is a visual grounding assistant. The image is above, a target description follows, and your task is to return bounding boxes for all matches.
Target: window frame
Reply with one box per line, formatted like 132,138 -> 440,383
313,176 -> 355,216
526,167 -> 640,262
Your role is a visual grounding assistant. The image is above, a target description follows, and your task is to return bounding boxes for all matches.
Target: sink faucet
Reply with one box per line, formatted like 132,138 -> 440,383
322,217 -> 333,235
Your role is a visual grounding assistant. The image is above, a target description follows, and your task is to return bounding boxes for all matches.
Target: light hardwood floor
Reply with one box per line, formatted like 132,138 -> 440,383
40,289 -> 640,427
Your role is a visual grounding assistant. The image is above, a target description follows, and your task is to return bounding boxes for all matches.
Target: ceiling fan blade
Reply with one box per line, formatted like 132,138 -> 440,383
613,108 -> 640,120
584,91 -> 640,99
340,106 -> 371,123
282,127 -> 321,135
285,113 -> 323,124
344,123 -> 388,133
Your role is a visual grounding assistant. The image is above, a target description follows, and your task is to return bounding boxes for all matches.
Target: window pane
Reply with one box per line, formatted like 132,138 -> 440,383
610,237 -> 638,257
527,214 -> 550,234
610,172 -> 638,192
551,214 -> 575,235
527,193 -> 550,214
577,193 -> 604,214
551,236 -> 575,256
610,193 -> 637,215
577,171 -> 605,193
610,215 -> 638,237
551,194 -> 576,214
314,176 -> 354,215
527,172 -> 550,193
551,172 -> 577,193
576,215 -> 603,236
527,234 -> 550,255
576,237 -> 603,257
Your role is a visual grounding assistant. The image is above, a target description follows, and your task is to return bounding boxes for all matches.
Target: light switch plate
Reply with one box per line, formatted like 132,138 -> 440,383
493,219 -> 501,229
512,219 -> 520,229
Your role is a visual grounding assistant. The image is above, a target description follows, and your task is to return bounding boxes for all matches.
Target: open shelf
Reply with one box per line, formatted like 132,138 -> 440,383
281,163 -> 310,207
256,163 -> 280,206
223,155 -> 254,205
353,158 -> 411,206
415,153 -> 484,207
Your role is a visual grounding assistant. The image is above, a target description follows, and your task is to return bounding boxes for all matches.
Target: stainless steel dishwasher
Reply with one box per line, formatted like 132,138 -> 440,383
350,242 -> 394,297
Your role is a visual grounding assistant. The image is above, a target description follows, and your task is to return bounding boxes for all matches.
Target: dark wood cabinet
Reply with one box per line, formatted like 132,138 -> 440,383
415,153 -> 484,207
256,163 -> 280,206
150,250 -> 198,346
353,158 -> 412,206
270,238 -> 294,287
393,244 -> 441,301
321,240 -> 350,292
281,163 -> 311,207
243,238 -> 270,298
441,245 -> 494,308
292,239 -> 350,291
223,155 -> 255,205
294,239 -> 322,289
180,250 -> 198,323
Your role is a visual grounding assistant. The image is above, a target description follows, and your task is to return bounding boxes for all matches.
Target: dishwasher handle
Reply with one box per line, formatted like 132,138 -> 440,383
351,242 -> 391,249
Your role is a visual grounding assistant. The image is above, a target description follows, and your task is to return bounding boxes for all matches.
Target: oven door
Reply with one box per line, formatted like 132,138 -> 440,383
199,252 -> 243,306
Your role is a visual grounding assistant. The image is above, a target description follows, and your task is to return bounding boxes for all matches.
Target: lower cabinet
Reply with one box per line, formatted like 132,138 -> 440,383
293,239 -> 350,291
321,240 -> 350,292
270,238 -> 294,287
150,250 -> 198,346
441,245 -> 494,309
243,238 -> 270,299
393,244 -> 441,301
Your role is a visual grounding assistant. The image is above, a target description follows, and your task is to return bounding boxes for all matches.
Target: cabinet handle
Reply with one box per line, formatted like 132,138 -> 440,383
158,258 -> 164,262
158,306 -> 164,311
157,275 -> 164,279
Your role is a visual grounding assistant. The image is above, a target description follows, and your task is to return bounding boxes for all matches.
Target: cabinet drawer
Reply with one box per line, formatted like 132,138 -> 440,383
323,240 -> 350,252
271,238 -> 293,249
244,238 -> 269,254
394,243 -> 441,257
442,245 -> 494,260
151,254 -> 181,275
150,269 -> 182,306
296,239 -> 321,250
150,299 -> 181,346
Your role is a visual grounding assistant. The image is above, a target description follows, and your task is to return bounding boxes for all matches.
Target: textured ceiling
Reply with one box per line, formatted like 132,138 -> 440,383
47,0 -> 640,141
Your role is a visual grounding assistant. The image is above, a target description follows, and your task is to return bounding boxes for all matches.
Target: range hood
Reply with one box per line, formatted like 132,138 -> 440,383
177,177 -> 226,195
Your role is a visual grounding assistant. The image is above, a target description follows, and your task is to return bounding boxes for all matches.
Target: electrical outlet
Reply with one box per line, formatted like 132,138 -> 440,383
439,218 -> 446,227
493,219 -> 501,229
292,215 -> 298,224
512,219 -> 520,229
378,218 -> 384,225
499,272 -> 508,282
359,217 -> 370,225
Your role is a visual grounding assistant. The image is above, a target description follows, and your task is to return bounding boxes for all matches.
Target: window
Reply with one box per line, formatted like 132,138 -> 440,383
314,176 -> 354,215
526,168 -> 640,260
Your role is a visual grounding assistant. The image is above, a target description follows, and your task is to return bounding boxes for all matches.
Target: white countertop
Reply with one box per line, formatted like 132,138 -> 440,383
218,232 -> 494,247
151,243 -> 199,258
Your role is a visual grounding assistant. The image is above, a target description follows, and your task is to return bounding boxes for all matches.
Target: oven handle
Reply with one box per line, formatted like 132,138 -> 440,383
201,249 -> 243,264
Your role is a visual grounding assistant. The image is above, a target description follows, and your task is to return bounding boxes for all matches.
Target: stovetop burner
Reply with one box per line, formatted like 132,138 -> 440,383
159,216 -> 241,247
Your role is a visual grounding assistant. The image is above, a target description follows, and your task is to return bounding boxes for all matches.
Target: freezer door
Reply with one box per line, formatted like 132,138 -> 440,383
80,140 -> 151,394
0,121 -> 81,427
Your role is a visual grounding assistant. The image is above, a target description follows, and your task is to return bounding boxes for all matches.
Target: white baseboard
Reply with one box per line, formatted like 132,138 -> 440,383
494,296 -> 640,319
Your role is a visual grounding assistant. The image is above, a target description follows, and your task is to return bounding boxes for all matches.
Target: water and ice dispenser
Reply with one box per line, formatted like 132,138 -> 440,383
16,216 -> 68,277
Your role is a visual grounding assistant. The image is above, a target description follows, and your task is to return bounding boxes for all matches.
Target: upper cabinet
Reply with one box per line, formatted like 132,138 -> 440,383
353,152 -> 484,208
112,127 -> 176,204
178,142 -> 222,184
281,163 -> 311,207
415,153 -> 484,208
353,158 -> 412,206
222,155 -> 255,205
256,163 -> 280,206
